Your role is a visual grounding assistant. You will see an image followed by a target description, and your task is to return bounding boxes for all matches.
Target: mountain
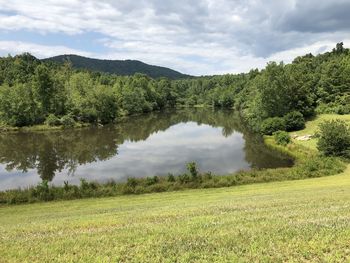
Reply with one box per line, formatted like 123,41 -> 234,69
43,54 -> 190,79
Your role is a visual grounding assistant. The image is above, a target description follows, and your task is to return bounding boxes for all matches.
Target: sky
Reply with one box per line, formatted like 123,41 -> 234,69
0,0 -> 349,76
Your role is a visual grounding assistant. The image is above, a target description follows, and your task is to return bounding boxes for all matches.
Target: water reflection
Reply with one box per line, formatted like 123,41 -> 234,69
0,109 -> 293,190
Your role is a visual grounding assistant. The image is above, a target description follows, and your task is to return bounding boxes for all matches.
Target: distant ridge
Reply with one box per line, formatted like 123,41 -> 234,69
43,54 -> 191,79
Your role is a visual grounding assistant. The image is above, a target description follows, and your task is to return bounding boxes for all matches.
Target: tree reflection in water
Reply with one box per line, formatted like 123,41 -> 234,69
0,109 -> 292,183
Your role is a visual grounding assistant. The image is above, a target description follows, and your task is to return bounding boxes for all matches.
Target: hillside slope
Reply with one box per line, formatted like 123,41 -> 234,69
43,55 -> 190,79
1,168 -> 349,262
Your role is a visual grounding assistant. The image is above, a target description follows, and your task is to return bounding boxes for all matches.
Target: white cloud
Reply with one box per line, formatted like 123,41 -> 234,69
0,41 -> 92,58
269,40 -> 350,64
0,0 -> 349,75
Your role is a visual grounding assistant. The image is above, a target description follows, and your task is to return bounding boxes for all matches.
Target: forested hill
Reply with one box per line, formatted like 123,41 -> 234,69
43,55 -> 190,79
0,43 -> 349,131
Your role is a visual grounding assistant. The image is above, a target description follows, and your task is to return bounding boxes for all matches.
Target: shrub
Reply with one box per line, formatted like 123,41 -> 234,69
178,173 -> 191,184
32,180 -> 53,201
334,105 -> 350,115
79,178 -> 90,191
317,120 -> 350,158
203,172 -> 213,180
126,177 -> 138,188
61,115 -> 75,128
167,173 -> 175,182
260,117 -> 286,135
274,131 -> 291,146
284,111 -> 305,131
45,114 -> 61,126
145,176 -> 159,185
63,181 -> 70,191
187,162 -> 199,180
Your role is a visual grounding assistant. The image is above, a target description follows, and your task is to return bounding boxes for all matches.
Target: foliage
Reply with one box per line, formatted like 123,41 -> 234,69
167,173 -> 176,182
260,117 -> 286,135
0,83 -> 41,126
45,114 -> 61,126
284,111 -> 305,131
61,115 -> 75,128
186,162 -> 199,180
317,120 -> 350,158
31,180 -> 53,201
273,131 -> 291,146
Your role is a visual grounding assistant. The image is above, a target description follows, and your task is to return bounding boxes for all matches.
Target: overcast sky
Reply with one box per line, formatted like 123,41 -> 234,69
0,0 -> 349,75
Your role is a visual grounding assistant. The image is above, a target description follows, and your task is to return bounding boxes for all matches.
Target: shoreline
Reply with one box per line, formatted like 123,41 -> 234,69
0,105 -> 224,133
1,114 -> 348,205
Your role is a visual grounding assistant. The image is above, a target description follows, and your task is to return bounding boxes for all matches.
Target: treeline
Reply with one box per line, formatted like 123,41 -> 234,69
0,43 -> 349,133
173,42 -> 350,133
0,54 -> 179,127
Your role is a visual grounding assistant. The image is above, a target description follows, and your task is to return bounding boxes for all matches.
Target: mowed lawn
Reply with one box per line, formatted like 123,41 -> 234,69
0,114 -> 350,262
1,169 -> 350,262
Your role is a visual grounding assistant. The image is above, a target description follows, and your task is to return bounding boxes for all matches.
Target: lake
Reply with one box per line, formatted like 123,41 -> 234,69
0,109 -> 293,190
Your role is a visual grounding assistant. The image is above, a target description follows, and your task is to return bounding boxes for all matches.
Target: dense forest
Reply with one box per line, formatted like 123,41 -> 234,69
0,43 -> 349,134
44,55 -> 190,79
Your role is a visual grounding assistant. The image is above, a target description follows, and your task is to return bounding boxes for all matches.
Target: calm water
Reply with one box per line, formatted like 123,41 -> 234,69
0,109 -> 292,190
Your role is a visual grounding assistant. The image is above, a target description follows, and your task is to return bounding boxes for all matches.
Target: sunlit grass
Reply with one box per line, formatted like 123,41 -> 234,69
1,171 -> 350,262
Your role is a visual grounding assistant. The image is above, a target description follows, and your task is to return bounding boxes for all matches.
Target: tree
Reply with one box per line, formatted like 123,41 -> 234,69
33,64 -> 55,114
92,85 -> 118,124
333,42 -> 344,53
260,117 -> 286,135
317,120 -> 350,158
284,111 -> 305,131
257,62 -> 291,117
0,83 -> 40,126
186,162 -> 199,180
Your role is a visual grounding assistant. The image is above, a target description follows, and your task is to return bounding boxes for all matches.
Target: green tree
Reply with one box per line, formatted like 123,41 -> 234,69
33,64 -> 55,114
317,120 -> 350,158
260,117 -> 286,135
257,62 -> 291,117
0,83 -> 40,126
284,111 -> 305,131
92,85 -> 118,124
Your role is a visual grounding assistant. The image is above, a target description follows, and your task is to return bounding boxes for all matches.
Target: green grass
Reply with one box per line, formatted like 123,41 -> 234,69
0,114 -> 349,262
1,169 -> 350,262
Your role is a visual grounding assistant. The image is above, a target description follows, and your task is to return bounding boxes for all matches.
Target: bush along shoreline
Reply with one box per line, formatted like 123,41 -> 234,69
0,143 -> 346,205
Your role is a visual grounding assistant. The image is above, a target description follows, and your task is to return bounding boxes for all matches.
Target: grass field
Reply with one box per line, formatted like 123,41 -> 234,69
0,114 -> 349,262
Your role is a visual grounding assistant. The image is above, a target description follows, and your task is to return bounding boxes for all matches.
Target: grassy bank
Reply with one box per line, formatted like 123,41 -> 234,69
1,153 -> 344,205
1,166 -> 350,262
